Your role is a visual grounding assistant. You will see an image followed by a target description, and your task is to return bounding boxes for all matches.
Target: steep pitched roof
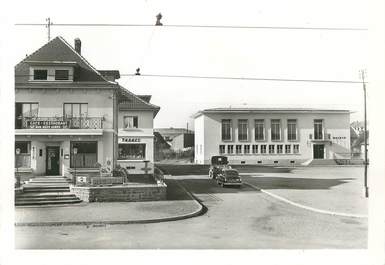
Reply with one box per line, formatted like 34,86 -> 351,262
117,85 -> 160,117
15,36 -> 109,83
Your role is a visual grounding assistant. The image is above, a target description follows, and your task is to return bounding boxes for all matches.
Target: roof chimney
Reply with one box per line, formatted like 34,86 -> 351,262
74,38 -> 81,54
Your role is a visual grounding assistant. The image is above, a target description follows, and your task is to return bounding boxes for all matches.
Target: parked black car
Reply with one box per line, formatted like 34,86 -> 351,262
216,168 -> 242,187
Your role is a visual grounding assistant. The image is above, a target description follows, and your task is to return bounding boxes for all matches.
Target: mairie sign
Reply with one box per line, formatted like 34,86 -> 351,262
26,120 -> 69,129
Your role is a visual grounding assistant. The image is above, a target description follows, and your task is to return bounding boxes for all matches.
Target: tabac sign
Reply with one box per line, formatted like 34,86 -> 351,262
119,137 -> 141,143
26,119 -> 69,129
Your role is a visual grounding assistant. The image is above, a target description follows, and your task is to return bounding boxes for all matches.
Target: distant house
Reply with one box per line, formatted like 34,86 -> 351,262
155,128 -> 194,151
350,121 -> 368,160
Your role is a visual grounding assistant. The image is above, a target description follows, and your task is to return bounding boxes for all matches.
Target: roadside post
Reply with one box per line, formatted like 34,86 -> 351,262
73,147 -> 78,185
15,148 -> 21,188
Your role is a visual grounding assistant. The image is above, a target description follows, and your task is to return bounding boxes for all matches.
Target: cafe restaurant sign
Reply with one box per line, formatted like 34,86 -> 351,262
26,119 -> 69,129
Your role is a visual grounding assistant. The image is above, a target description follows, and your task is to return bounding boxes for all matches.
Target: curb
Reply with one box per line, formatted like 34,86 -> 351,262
243,181 -> 367,219
15,181 -> 205,227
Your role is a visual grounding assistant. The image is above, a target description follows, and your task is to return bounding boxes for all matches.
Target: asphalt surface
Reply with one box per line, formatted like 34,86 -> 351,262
15,175 -> 367,249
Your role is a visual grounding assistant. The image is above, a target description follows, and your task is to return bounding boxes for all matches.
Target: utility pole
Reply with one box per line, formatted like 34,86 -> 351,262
360,69 -> 369,198
46,17 -> 53,41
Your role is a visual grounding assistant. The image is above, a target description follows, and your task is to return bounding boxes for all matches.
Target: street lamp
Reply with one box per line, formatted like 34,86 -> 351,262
360,69 -> 369,198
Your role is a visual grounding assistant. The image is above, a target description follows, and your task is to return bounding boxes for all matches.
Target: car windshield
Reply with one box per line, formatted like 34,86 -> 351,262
212,156 -> 228,165
224,170 -> 238,177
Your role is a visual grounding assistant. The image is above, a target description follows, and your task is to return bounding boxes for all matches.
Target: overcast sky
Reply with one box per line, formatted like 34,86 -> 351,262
10,0 -> 368,129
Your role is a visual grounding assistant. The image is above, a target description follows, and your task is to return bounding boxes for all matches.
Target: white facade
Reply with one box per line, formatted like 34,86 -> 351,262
194,108 -> 351,165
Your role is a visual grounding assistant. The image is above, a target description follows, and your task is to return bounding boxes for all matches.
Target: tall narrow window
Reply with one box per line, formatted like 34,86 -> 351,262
227,145 -> 234,154
260,145 -> 267,154
236,145 -> 242,154
293,144 -> 300,154
271,119 -> 281,141
287,119 -> 297,141
314,119 -> 323,140
252,144 -> 258,154
123,116 -> 138,129
254,119 -> 265,141
285,144 -> 291,154
244,145 -> 250,154
222,119 -> 232,141
269,144 -> 275,154
238,119 -> 248,141
219,145 -> 225,154
277,145 -> 283,154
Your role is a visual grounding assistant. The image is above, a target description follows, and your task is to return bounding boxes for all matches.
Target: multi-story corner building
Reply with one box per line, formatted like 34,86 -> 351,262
15,36 -> 159,178
193,108 -> 351,165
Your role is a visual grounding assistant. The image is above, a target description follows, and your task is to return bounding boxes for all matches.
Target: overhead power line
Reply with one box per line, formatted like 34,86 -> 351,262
120,73 -> 365,84
14,22 -> 367,31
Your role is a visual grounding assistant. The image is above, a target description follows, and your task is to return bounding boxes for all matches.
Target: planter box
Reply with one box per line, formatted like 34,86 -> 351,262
70,183 -> 167,202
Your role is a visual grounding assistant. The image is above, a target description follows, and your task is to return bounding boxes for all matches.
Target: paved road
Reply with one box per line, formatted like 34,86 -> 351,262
15,175 -> 367,249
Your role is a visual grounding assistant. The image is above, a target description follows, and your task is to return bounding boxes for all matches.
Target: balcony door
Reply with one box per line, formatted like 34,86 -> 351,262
313,144 -> 325,159
46,146 -> 60,175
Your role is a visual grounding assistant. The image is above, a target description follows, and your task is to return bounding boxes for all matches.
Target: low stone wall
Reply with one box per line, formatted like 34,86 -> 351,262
70,183 -> 167,202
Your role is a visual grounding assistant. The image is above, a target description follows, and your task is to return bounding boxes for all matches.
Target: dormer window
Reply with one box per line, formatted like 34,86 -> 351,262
33,69 -> 48,80
55,70 -> 69,80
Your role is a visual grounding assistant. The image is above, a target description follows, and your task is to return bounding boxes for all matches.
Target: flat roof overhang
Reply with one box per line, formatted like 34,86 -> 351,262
15,129 -> 103,136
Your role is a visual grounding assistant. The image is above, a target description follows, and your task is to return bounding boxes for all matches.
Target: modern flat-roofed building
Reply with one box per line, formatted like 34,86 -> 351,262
15,36 -> 159,179
193,108 -> 351,165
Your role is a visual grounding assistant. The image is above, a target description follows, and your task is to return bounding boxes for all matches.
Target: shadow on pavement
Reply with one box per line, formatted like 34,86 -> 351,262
177,178 -> 258,194
242,175 -> 354,190
164,179 -> 193,200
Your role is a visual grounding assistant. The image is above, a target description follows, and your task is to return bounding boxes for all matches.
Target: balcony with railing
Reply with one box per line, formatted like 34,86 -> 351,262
309,130 -> 332,143
15,117 -> 103,129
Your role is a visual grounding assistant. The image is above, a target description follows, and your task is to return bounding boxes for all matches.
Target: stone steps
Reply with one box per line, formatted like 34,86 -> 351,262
16,176 -> 81,206
307,159 -> 338,166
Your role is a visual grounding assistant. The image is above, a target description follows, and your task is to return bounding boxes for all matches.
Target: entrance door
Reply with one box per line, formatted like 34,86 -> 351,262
313,144 -> 325,159
46,146 -> 60,175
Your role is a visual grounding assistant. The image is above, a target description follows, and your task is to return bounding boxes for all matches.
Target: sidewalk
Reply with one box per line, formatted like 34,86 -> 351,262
241,166 -> 368,216
15,179 -> 203,226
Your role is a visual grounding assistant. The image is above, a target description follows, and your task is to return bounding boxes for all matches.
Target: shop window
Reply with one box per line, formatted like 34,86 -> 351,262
118,144 -> 146,160
260,145 -> 267,154
221,119 -> 232,141
71,141 -> 98,168
244,145 -> 250,154
254,119 -> 265,141
55,70 -> 69,80
219,145 -> 225,154
123,116 -> 138,129
285,144 -> 291,154
236,145 -> 242,154
252,144 -> 258,154
293,144 -> 300,154
269,144 -> 275,154
33,69 -> 48,80
15,141 -> 31,168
